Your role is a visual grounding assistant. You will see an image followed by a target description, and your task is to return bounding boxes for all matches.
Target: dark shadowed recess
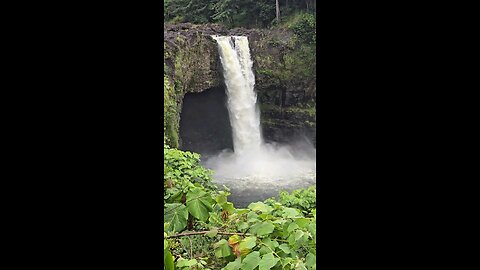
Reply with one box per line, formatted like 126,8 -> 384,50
179,86 -> 233,156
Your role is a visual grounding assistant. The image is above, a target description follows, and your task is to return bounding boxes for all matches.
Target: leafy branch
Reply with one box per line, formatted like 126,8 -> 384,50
166,230 -> 252,239
164,193 -> 212,215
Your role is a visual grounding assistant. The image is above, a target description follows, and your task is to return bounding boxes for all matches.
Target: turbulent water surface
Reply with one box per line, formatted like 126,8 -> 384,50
208,36 -> 316,208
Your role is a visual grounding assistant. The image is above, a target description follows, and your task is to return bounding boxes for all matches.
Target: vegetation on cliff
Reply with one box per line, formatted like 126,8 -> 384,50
253,12 -> 316,101
164,75 -> 179,148
164,0 -> 316,29
251,12 -> 316,145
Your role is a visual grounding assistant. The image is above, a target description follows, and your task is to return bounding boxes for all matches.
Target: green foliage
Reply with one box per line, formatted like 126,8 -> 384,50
258,253 -> 279,270
253,21 -> 316,100
248,202 -> 273,214
164,0 -> 314,29
164,144 -> 217,233
211,0 -> 276,28
163,116 -> 316,269
289,12 -> 316,44
186,187 -> 214,222
176,258 -> 198,268
224,258 -> 242,270
164,143 -> 215,195
214,239 -> 232,258
240,251 -> 260,270
164,247 -> 175,270
164,169 -> 317,269
165,203 -> 189,232
265,186 -> 316,217
164,75 -> 179,148
251,221 -> 275,236
164,0 -> 215,24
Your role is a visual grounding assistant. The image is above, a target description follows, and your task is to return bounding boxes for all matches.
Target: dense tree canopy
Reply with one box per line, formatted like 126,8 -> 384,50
164,0 -> 316,29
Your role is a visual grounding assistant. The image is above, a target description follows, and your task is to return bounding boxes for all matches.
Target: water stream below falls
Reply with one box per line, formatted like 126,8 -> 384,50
206,36 -> 316,208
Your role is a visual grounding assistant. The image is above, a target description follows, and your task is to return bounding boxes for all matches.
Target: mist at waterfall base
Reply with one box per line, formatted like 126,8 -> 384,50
197,36 -> 316,207
206,138 -> 315,178
205,138 -> 316,207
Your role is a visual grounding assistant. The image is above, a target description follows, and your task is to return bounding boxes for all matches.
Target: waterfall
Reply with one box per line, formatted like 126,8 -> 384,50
212,36 -> 262,155
208,35 -> 316,198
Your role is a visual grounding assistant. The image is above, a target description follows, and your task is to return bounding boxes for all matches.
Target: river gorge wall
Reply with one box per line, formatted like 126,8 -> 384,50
164,23 -> 316,150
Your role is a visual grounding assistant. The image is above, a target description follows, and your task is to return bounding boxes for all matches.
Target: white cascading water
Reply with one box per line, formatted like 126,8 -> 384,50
208,36 -> 316,207
211,36 -> 262,155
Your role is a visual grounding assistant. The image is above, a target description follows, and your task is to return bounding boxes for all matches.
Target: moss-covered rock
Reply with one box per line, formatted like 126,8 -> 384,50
164,23 -> 224,147
164,75 -> 179,148
248,27 -> 316,145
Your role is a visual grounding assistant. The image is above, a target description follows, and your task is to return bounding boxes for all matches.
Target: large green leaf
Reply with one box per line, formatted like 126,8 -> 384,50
247,212 -> 259,223
306,253 -> 316,269
294,230 -> 305,241
261,238 -> 279,250
295,261 -> 307,270
252,221 -> 275,236
206,227 -> 218,238
258,246 -> 271,255
222,202 -> 235,213
240,251 -> 260,270
287,222 -> 299,233
215,193 -> 227,204
282,207 -> 301,218
223,258 -> 242,270
164,239 -> 169,250
164,203 -> 188,232
235,208 -> 250,215
236,221 -> 249,232
176,258 -> 197,268
288,230 -> 306,245
214,239 -> 232,258
164,249 -> 174,270
308,223 -> 316,238
295,218 -> 311,228
281,257 -> 293,268
238,236 -> 257,253
186,188 -> 213,222
258,253 -> 279,270
278,244 -> 291,254
248,202 -> 273,214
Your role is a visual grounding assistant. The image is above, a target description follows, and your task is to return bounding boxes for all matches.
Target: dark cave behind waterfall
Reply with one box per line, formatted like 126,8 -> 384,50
179,86 -> 233,157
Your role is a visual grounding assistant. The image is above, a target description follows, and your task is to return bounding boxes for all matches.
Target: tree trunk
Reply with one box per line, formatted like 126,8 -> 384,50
276,0 -> 280,22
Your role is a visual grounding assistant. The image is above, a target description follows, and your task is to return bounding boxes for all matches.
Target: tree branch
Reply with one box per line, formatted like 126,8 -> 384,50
165,231 -> 252,239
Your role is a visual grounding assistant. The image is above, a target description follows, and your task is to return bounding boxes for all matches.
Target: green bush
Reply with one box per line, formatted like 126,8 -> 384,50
164,143 -> 216,204
164,148 -> 317,269
164,186 -> 317,269
265,186 -> 316,217
289,13 -> 316,44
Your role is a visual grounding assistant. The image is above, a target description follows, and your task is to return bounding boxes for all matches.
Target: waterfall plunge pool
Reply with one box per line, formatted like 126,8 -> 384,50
203,141 -> 316,208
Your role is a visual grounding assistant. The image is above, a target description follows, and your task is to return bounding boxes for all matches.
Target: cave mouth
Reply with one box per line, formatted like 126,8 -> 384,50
179,86 -> 233,157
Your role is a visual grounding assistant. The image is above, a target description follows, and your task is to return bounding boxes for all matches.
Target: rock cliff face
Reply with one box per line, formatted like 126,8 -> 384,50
164,23 -> 316,149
